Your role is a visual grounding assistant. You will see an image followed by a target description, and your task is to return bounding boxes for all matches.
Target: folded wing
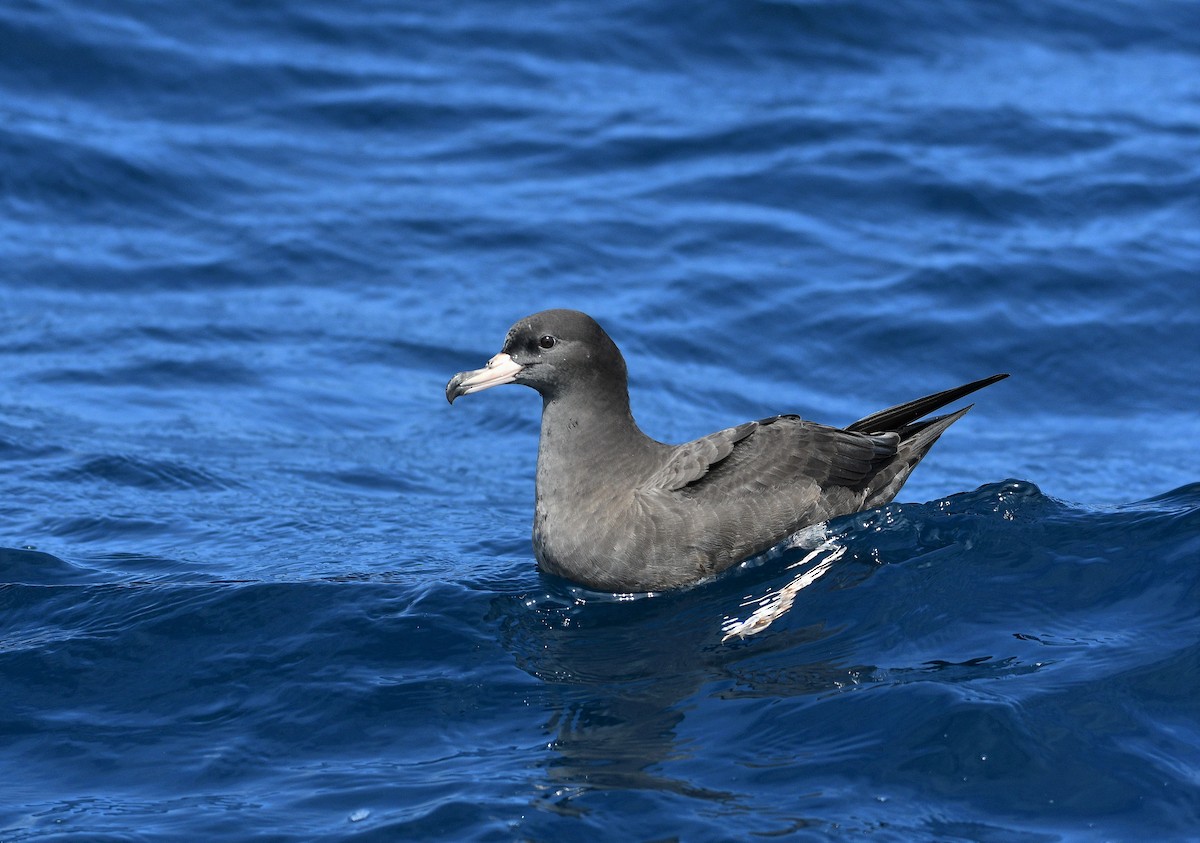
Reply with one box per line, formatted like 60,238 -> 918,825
642,416 -> 899,498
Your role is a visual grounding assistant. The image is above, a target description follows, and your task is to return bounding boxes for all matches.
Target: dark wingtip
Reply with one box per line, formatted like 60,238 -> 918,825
846,373 -> 1010,434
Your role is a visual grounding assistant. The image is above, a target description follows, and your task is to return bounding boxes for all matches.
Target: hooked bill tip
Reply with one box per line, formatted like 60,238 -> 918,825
445,353 -> 524,405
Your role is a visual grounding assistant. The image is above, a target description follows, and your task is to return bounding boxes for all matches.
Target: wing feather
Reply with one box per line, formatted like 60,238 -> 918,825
641,416 -> 898,497
642,421 -> 758,492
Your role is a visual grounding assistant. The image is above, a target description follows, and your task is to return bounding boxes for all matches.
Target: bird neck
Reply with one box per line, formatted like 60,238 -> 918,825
536,387 -> 660,494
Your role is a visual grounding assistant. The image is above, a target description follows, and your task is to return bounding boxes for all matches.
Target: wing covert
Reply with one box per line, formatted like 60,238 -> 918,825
642,417 -> 900,497
642,421 -> 759,492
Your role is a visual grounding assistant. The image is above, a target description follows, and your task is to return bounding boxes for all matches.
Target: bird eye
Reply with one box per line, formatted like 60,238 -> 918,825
538,335 -> 556,350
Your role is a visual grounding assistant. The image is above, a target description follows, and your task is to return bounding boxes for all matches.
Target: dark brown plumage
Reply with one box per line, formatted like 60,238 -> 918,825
447,309 -> 1006,592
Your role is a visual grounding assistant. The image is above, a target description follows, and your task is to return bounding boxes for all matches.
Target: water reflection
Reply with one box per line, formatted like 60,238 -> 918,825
722,541 -> 845,641
490,540 -> 862,810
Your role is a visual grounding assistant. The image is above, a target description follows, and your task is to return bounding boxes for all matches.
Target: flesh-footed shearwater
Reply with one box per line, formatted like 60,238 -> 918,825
446,309 -> 1006,592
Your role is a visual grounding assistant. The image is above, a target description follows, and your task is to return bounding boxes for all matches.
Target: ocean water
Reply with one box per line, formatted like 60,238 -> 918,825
2,0 -> 1199,839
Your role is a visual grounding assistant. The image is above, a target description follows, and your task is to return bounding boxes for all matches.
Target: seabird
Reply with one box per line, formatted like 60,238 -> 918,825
447,309 -> 1006,592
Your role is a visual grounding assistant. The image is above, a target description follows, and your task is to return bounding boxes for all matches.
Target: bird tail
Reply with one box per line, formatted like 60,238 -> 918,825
845,373 -> 1008,434
859,406 -> 973,508
846,373 -> 1008,508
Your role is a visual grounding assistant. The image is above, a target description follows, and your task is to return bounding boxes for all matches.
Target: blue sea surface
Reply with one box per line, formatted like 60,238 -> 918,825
2,1 -> 1199,840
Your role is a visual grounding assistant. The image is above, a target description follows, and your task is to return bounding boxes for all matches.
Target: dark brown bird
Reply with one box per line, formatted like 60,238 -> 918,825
447,309 -> 1006,592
